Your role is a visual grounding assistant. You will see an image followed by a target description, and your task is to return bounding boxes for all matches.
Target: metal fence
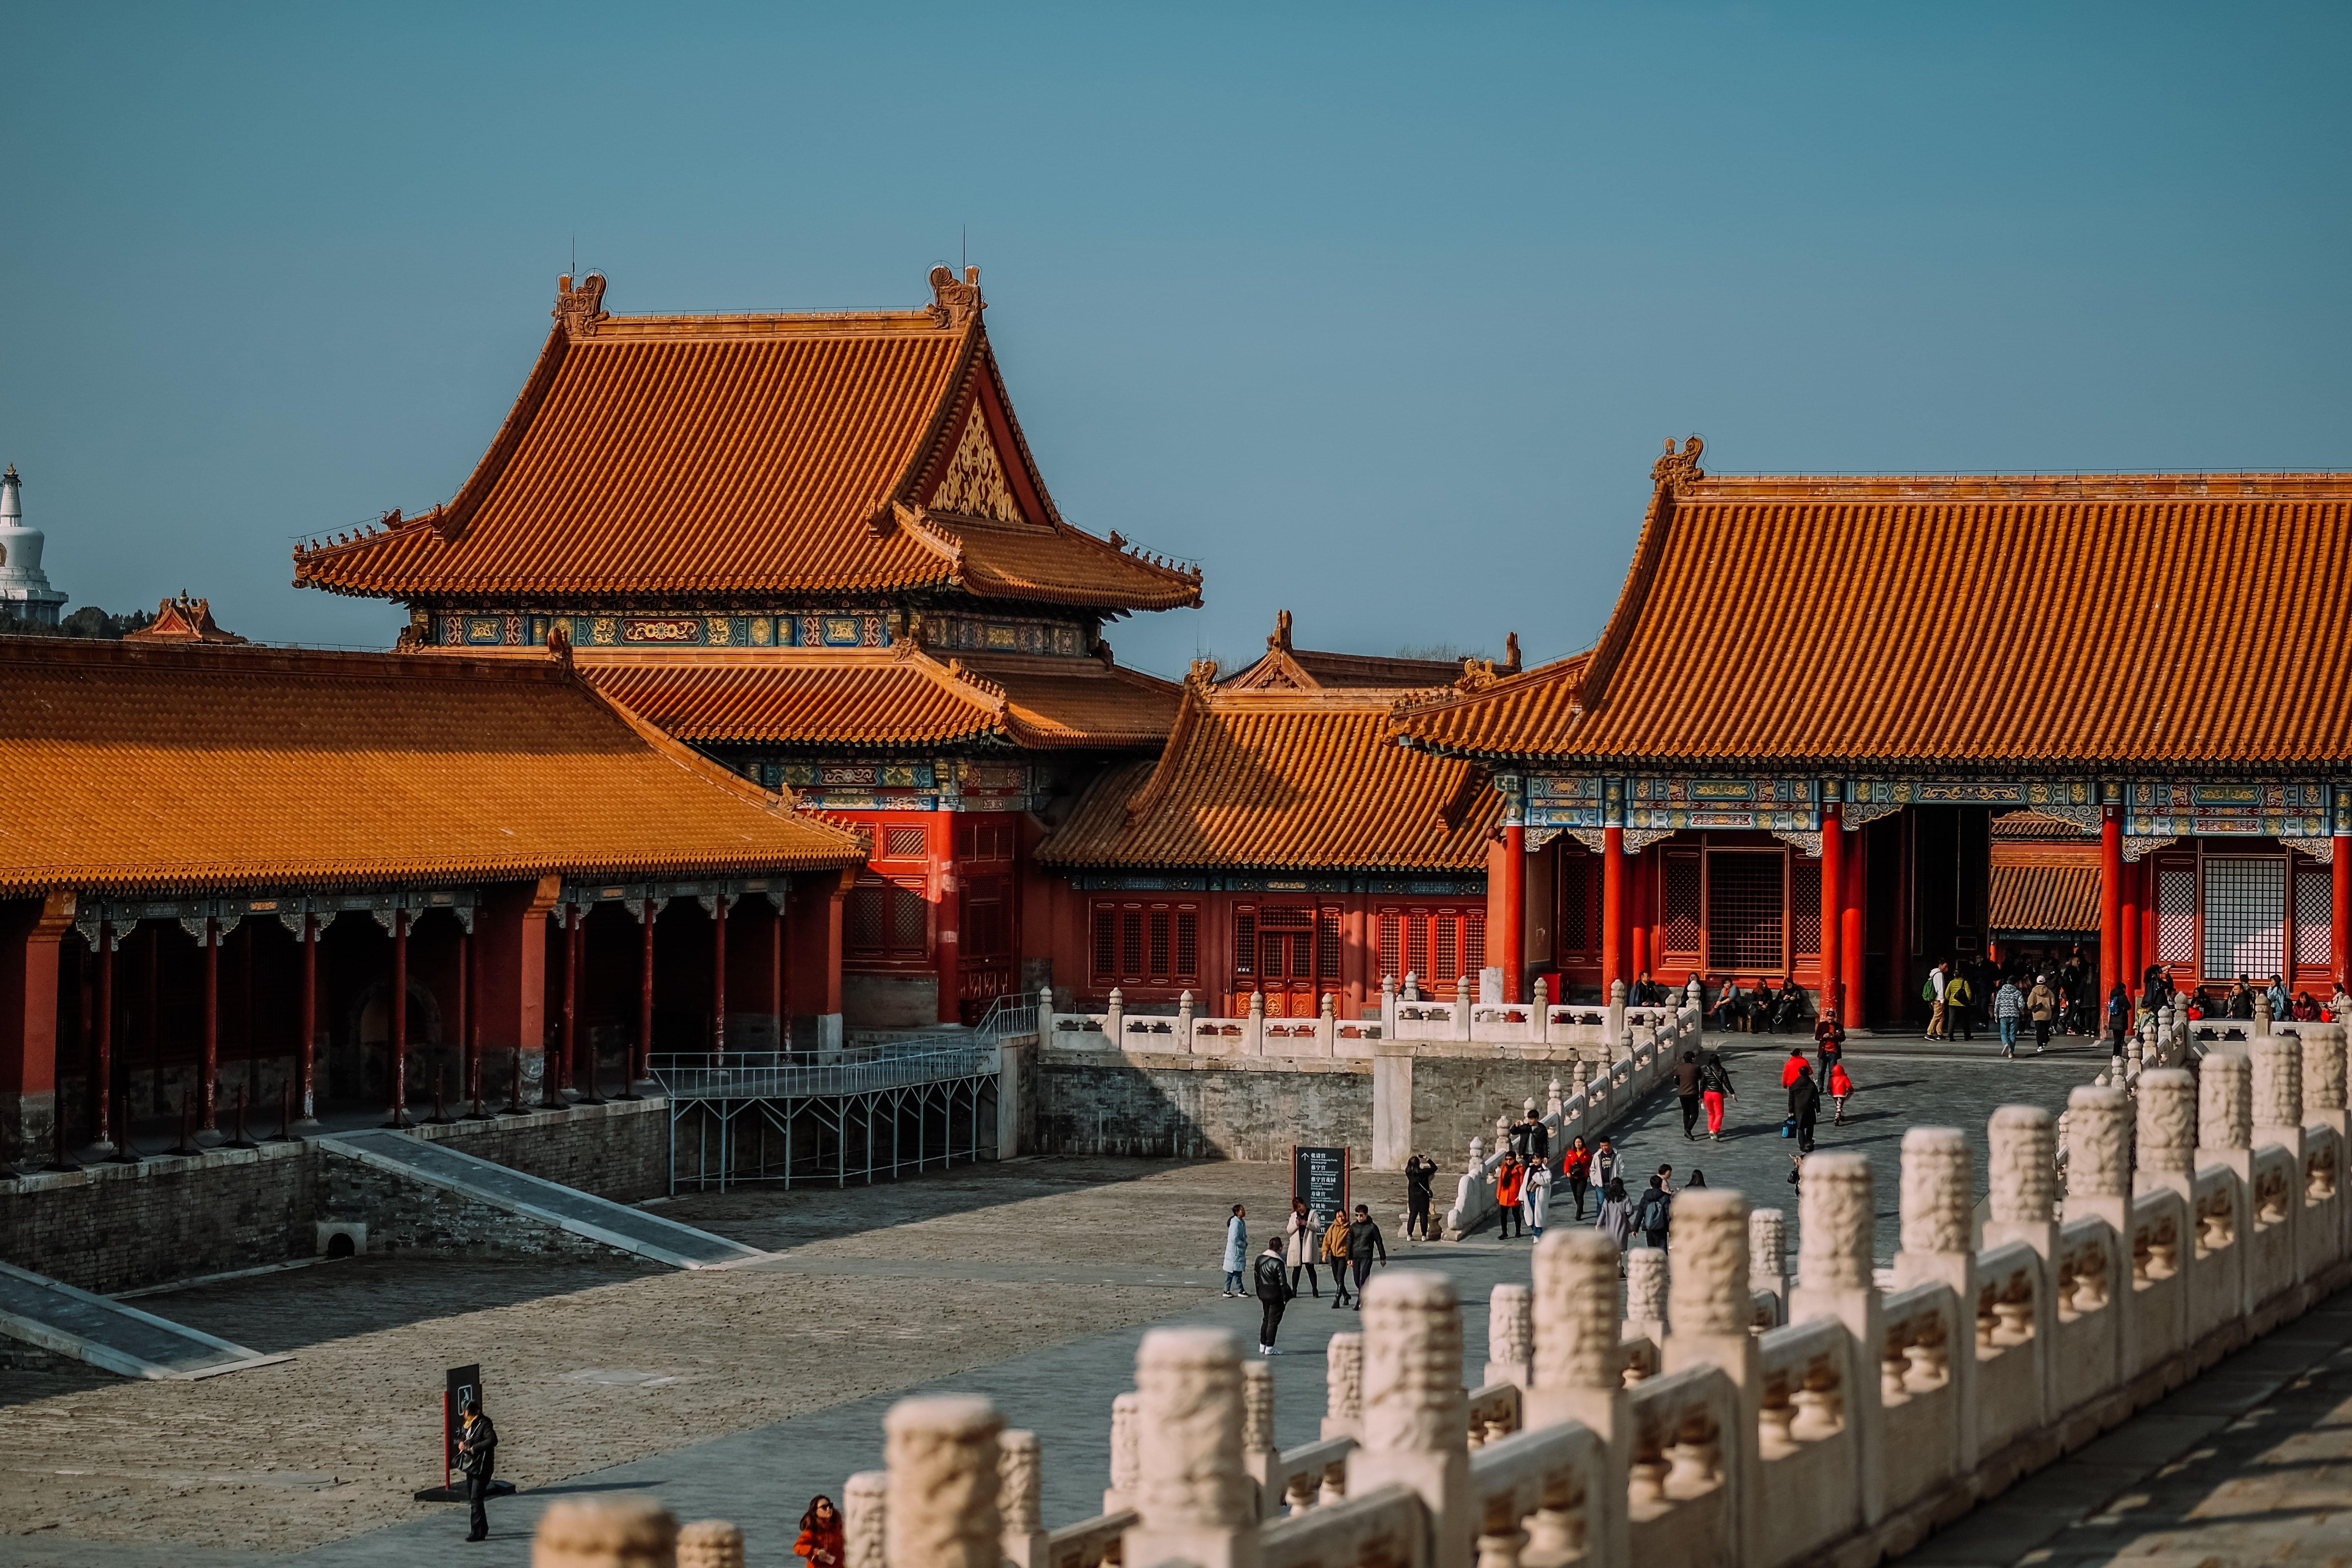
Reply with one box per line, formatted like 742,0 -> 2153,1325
976,990 -> 1042,1040
648,1044 -> 993,1102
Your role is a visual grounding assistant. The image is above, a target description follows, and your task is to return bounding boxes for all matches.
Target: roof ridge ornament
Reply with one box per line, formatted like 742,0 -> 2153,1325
1650,434 -> 1705,490
926,265 -> 985,330
546,619 -> 574,671
1269,608 -> 1293,652
554,272 -> 610,338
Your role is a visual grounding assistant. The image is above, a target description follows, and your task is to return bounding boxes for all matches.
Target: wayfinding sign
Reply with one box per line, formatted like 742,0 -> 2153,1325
1292,1145 -> 1350,1220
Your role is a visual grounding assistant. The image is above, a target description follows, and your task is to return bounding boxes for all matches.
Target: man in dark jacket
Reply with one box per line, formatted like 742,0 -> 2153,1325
1674,1050 -> 1704,1140
456,1396 -> 498,1543
1252,1236 -> 1291,1355
1788,1061 -> 1822,1153
1345,1203 -> 1387,1309
1634,1174 -> 1673,1248
1403,1154 -> 1437,1239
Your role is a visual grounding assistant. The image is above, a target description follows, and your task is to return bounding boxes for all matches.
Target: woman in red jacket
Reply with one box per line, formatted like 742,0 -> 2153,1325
1828,1061 -> 1855,1125
797,1495 -> 844,1566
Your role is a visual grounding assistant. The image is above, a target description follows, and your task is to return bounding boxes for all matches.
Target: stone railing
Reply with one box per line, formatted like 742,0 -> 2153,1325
494,1020 -> 2352,1568
1046,976 -> 1685,1060
1438,1003 -> 1697,1238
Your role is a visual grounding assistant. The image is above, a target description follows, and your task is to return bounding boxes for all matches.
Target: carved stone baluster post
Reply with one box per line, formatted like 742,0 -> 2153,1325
1484,1282 -> 1534,1391
1322,1330 -> 1363,1439
1534,973 -> 1552,1046
2302,1022 -> 2349,1143
2255,991 -> 2275,1035
2134,1069 -> 2196,1200
1245,989 -> 1265,1057
998,1429 -> 1049,1568
1106,987 -> 1125,1046
1528,1231 -> 1628,1566
1789,1152 -> 1883,1522
2253,1033 -> 2306,1160
886,1394 -> 1004,1568
677,1519 -> 745,1568
1749,1207 -> 1788,1321
2200,1052 -> 2254,1181
1124,1328 -> 1257,1568
1546,1076 -> 1563,1122
1240,1359 -> 1282,1516
1624,1247 -> 1668,1347
1104,1390 -> 1142,1513
1178,989 -> 1196,1048
1980,1104 -> 2060,1422
1348,1271 -> 1471,1568
532,1497 -> 679,1568
2065,1085 -> 2134,1232
1662,1187 -> 1763,1559
843,1471 -> 887,1568
1892,1127 -> 1978,1466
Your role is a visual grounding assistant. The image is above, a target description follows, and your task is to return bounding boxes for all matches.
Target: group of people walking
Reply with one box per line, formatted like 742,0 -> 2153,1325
1224,1199 -> 1390,1356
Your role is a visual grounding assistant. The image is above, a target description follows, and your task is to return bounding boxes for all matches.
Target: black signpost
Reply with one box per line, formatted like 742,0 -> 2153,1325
1292,1145 -> 1349,1221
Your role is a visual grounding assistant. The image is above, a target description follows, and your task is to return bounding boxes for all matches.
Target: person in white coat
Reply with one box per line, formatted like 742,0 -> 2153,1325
1221,1203 -> 1248,1297
1283,1198 -> 1325,1298
1520,1157 -> 1553,1240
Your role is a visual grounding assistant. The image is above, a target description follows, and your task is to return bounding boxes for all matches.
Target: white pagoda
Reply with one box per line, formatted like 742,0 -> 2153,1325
0,465 -> 68,627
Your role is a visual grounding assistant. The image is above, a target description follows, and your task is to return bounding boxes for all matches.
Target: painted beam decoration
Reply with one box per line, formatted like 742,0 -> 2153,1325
73,887 -> 481,948
427,606 -> 1097,657
771,757 -> 1043,813
1517,773 -> 2348,841
1067,872 -> 1487,895
559,876 -> 788,914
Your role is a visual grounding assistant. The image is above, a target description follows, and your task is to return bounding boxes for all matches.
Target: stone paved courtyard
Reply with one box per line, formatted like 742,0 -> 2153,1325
3,1037 -> 2350,1566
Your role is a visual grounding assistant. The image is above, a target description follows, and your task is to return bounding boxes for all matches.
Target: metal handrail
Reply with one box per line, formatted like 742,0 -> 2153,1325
650,1044 -> 992,1101
977,990 -> 1042,1040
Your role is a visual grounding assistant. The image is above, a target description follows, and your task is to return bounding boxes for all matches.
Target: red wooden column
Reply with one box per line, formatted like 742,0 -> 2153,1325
200,916 -> 221,1139
931,810 -> 961,1025
550,904 -> 577,1105
2335,831 -> 2350,992
572,910 -> 603,1105
387,909 -> 412,1127
638,898 -> 658,1085
89,923 -> 114,1158
1499,822 -> 1526,1003
457,922 -> 474,1113
768,897 -> 785,1049
2139,861 -> 2157,980
1840,826 -> 1867,1030
711,893 -> 730,1056
2099,804 -> 2124,1012
297,914 -> 319,1126
2118,850 -> 2142,994
1626,846 -> 1650,985
0,893 -> 74,1169
1820,805 -> 1845,1017
1601,826 -> 1626,995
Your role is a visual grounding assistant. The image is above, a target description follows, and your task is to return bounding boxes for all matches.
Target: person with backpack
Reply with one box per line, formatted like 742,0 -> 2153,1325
1344,1203 -> 1388,1307
1633,1175 -> 1673,1249
1788,1060 -> 1822,1152
1828,1060 -> 1855,1125
1495,1153 -> 1527,1239
1699,1050 -> 1735,1140
1252,1235 -> 1292,1355
1283,1198 -> 1323,1298
1323,1209 -> 1356,1307
1923,962 -> 1949,1040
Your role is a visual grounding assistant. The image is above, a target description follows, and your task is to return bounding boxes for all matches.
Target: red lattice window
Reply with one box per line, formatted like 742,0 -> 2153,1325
1317,909 -> 1341,978
2158,867 -> 2196,964
1378,913 -> 1401,986
1790,858 -> 1822,959
884,826 -> 928,858
1661,852 -> 1703,960
2296,869 -> 2332,968
2203,857 -> 2285,980
1092,907 -> 1117,976
1707,851 -> 1786,972
1234,910 -> 1257,977
1380,906 -> 1483,998
848,874 -> 928,962
1175,911 -> 1198,977
1121,910 -> 1145,975
1093,900 -> 1202,987
1558,853 -> 1601,955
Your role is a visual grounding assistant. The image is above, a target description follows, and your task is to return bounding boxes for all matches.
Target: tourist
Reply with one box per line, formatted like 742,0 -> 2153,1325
456,1394 -> 499,1544
2229,977 -> 2255,1021
1748,976 -> 1776,1032
1655,1161 -> 1675,1194
1780,1044 -> 1808,1088
1813,1011 -> 1846,1075
1924,960 -> 1949,1040
1945,966 -> 1975,1040
1634,1174 -> 1673,1249
1686,1169 -> 1706,1187
1828,1059 -> 1854,1125
1772,975 -> 1807,1033
1254,1236 -> 1292,1356
795,1496 -> 843,1567
1563,1135 -> 1593,1219
1221,1203 -> 1247,1297
1708,978 -> 1744,1032
1345,1203 -> 1388,1307
2294,990 -> 2322,1022
1675,1048 -> 1704,1140
2267,974 -> 2292,1021
1284,1198 -> 1323,1297
1403,1152 -> 1438,1240
1495,1152 -> 1527,1239
1592,1136 -> 1622,1194
1698,1049 -> 1735,1140
1994,973 -> 2025,1058
2027,974 -> 2058,1054
1594,1176 -> 1635,1265
1787,1060 -> 1822,1152
2334,984 -> 2352,1023
1323,1208 -> 1356,1307
1632,969 -> 1666,1006
1510,1102 -> 1548,1161
1521,1156 -> 1552,1240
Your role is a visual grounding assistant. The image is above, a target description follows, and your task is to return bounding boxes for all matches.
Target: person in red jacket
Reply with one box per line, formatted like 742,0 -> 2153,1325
1828,1061 -> 1855,1125
796,1495 -> 844,1566
1780,1045 -> 1808,1088
1495,1154 -> 1528,1239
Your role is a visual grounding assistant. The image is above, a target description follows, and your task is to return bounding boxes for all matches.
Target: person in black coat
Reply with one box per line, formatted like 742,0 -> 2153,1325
1403,1154 -> 1437,1239
456,1396 -> 498,1543
1252,1236 -> 1291,1355
1345,1203 -> 1388,1309
1787,1062 -> 1822,1154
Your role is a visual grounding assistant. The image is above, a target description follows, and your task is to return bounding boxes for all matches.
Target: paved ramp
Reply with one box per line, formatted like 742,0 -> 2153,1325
0,1261 -> 291,1379
322,1130 -> 763,1269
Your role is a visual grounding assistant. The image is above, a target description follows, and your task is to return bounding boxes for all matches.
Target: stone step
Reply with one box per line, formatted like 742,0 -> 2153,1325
0,1259 -> 292,1379
318,1129 -> 764,1269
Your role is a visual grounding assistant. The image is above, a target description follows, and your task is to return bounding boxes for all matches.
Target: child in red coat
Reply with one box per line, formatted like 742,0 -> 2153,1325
1828,1062 -> 1855,1125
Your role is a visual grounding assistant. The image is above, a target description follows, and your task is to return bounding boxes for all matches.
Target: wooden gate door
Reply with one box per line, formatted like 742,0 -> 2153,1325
1256,906 -> 1316,1016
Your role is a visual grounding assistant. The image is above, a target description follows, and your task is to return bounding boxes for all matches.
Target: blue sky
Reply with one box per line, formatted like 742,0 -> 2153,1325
4,2 -> 2346,673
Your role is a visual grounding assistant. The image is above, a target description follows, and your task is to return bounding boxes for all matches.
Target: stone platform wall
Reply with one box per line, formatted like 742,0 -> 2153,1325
0,1099 -> 668,1294
1033,1052 -> 1374,1163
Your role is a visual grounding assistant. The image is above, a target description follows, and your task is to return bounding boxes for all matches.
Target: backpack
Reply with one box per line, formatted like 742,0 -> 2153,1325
1922,976 -> 1938,1003
1634,1189 -> 1668,1234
